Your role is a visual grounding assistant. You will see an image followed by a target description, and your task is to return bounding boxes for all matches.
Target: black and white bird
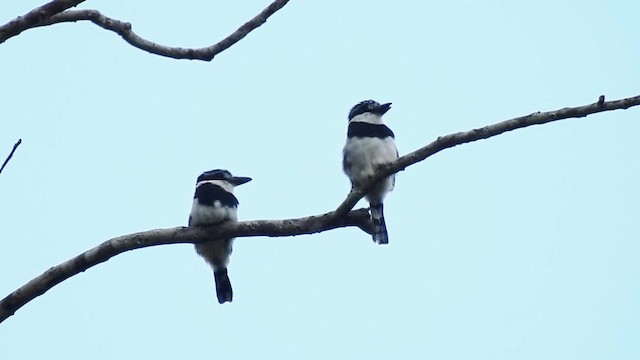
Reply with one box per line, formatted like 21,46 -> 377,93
342,100 -> 398,244
188,169 -> 252,304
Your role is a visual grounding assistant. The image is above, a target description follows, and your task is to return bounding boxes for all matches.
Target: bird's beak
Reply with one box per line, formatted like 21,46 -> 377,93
375,102 -> 392,115
229,176 -> 252,186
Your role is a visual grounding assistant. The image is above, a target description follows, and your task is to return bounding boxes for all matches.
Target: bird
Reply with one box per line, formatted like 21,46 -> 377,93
342,100 -> 398,244
188,169 -> 252,304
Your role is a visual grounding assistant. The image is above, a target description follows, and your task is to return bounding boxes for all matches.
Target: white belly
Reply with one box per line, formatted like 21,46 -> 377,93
343,137 -> 398,199
190,200 -> 237,269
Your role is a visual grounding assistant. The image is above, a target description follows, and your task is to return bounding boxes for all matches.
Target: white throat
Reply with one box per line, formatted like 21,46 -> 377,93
349,112 -> 385,125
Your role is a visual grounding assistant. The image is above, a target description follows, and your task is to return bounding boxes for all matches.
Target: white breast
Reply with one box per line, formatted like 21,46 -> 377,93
343,137 -> 398,181
343,136 -> 397,201
189,200 -> 238,226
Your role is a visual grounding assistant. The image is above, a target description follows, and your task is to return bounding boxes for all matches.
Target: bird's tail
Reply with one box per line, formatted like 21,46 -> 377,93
369,202 -> 389,244
214,268 -> 233,304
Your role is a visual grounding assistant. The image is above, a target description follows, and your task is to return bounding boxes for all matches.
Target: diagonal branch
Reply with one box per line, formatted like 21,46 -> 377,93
2,0 -> 290,61
328,94 -> 640,222
0,139 -> 22,175
0,208 -> 373,324
0,0 -> 86,42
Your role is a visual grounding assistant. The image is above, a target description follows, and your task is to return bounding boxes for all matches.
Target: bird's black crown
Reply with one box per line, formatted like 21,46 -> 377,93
348,100 -> 392,121
197,169 -> 234,183
196,169 -> 252,186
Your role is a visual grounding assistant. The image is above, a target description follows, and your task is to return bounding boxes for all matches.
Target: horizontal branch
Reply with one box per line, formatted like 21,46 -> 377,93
0,0 -> 85,42
4,0 -> 290,61
0,208 -> 372,324
329,94 -> 640,221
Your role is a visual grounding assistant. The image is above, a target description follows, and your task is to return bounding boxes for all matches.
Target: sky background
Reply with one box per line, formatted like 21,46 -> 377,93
1,0 -> 639,359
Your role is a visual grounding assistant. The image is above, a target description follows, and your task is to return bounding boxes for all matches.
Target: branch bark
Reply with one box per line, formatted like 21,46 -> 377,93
0,208 -> 373,324
329,94 -> 640,223
1,0 -> 290,61
0,139 -> 22,175
0,0 -> 85,42
1,94 -> 639,324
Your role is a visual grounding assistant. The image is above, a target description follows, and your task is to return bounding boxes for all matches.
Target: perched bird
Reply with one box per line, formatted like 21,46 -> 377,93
342,100 -> 398,244
188,169 -> 252,304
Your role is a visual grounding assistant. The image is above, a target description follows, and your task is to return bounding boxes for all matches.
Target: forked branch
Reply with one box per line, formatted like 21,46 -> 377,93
0,208 -> 372,323
1,94 -> 639,324
330,94 -> 640,221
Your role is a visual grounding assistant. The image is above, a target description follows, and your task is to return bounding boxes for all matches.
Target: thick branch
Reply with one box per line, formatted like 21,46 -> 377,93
3,0 -> 290,61
0,0 -> 85,42
0,139 -> 22,175
0,208 -> 372,324
329,94 -> 640,221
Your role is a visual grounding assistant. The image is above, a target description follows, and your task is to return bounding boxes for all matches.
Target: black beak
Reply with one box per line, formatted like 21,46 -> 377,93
229,176 -> 252,186
374,102 -> 392,115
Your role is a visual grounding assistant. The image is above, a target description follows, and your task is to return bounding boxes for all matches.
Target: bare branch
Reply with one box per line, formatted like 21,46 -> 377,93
0,139 -> 22,175
3,0 -> 290,61
0,0 -> 85,42
0,208 -> 373,323
328,94 -> 640,222
1,94 -> 639,324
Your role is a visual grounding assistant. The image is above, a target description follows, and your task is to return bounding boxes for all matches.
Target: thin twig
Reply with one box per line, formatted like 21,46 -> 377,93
2,0 -> 290,61
0,139 -> 22,175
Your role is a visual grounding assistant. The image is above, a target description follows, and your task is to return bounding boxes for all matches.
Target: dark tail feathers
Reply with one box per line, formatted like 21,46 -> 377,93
214,268 -> 233,304
369,202 -> 389,245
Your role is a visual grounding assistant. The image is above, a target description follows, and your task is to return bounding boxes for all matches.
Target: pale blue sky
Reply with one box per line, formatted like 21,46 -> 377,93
1,0 -> 639,359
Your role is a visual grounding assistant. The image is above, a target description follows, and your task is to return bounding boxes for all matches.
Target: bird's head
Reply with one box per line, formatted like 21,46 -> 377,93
196,169 -> 252,188
348,100 -> 392,122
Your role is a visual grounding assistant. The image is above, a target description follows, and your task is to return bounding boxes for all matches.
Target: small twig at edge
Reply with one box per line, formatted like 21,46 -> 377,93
0,139 -> 22,175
